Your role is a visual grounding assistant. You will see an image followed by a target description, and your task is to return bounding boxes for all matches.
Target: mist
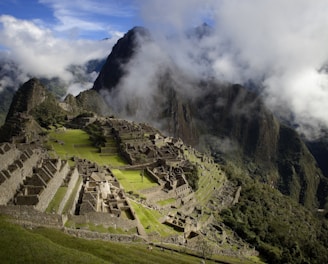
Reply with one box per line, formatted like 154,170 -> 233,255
110,0 -> 328,139
0,15 -> 117,96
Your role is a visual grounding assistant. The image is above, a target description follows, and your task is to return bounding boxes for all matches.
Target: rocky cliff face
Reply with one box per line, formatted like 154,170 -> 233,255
93,27 -> 150,92
6,78 -> 46,121
91,26 -> 327,209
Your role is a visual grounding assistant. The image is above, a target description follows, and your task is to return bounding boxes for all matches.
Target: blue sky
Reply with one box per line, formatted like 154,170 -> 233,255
0,0 -> 140,39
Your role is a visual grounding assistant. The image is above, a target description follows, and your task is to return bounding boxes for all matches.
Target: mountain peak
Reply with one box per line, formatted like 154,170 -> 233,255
6,78 -> 47,121
93,26 -> 151,92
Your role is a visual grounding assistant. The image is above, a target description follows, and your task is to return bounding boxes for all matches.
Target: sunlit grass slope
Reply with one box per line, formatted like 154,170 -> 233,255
111,169 -> 158,191
48,129 -> 126,166
0,217 -> 208,264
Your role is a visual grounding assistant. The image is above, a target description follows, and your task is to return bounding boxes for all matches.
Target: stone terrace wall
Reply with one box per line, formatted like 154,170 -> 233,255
69,177 -> 83,215
35,160 -> 70,212
0,148 -> 42,205
64,228 -> 142,242
69,212 -> 138,231
0,205 -> 64,228
0,143 -> 19,169
58,167 -> 80,214
142,188 -> 177,203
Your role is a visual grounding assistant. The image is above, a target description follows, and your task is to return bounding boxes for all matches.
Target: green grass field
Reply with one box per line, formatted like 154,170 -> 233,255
111,169 -> 158,192
48,129 -> 126,167
129,200 -> 179,237
0,216 -> 216,264
156,198 -> 176,207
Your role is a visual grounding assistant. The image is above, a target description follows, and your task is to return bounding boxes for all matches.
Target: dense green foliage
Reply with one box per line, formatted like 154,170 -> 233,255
31,93 -> 66,128
185,164 -> 199,191
221,163 -> 328,264
85,121 -> 106,147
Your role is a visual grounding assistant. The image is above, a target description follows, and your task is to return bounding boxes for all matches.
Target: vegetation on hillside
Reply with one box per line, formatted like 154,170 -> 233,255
221,162 -> 328,264
85,121 -> 106,147
31,93 -> 66,128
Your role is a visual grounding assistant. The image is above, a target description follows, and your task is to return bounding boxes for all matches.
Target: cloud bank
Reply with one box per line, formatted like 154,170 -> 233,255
0,15 -> 118,95
128,0 -> 328,139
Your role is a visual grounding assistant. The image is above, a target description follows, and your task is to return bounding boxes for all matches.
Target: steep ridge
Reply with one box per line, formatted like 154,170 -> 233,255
0,78 -> 110,142
91,27 -> 326,209
93,27 -> 150,92
6,78 -> 47,121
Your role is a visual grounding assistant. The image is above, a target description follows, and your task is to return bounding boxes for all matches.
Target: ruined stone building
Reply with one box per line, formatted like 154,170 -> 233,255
0,143 -> 43,205
75,159 -> 134,220
15,158 -> 70,211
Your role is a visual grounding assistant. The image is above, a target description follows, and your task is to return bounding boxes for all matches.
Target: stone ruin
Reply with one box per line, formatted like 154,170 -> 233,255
75,158 -> 135,221
0,143 -> 44,206
15,158 -> 70,211
0,143 -> 74,213
0,118 -> 224,245
104,118 -> 183,165
145,159 -> 193,199
0,142 -> 139,233
94,118 -> 203,233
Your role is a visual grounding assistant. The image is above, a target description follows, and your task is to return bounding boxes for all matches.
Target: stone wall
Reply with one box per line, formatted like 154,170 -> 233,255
0,205 -> 64,228
63,228 -> 143,242
69,177 -> 83,215
68,212 -> 138,230
145,168 -> 162,184
144,189 -> 177,203
0,148 -> 42,205
58,167 -> 80,214
0,143 -> 19,169
139,185 -> 162,196
35,160 -> 70,212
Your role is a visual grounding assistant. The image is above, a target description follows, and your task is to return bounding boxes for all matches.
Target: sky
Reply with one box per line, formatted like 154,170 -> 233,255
0,0 -> 141,95
1,0 -> 328,138
0,0 -> 139,39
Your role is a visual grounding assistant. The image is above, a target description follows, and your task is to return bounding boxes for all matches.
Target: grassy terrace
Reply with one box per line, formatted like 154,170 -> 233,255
111,169 -> 158,193
183,147 -> 226,206
47,129 -> 126,167
156,198 -> 176,207
46,187 -> 68,213
129,200 -> 179,237
62,176 -> 83,214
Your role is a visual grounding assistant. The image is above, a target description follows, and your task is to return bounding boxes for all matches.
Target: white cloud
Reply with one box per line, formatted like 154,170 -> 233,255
0,15 -> 117,94
131,0 -> 328,138
39,0 -> 137,38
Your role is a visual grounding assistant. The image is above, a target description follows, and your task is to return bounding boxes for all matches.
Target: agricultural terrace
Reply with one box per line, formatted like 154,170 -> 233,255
183,147 -> 226,207
129,200 -> 179,237
111,169 -> 158,193
47,129 -> 126,167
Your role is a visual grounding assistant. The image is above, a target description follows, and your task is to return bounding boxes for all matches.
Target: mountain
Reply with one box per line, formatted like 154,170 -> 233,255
0,76 -> 328,263
93,27 -> 150,92
91,26 -> 327,210
0,78 -> 110,142
1,25 -> 328,263
0,57 -> 106,126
